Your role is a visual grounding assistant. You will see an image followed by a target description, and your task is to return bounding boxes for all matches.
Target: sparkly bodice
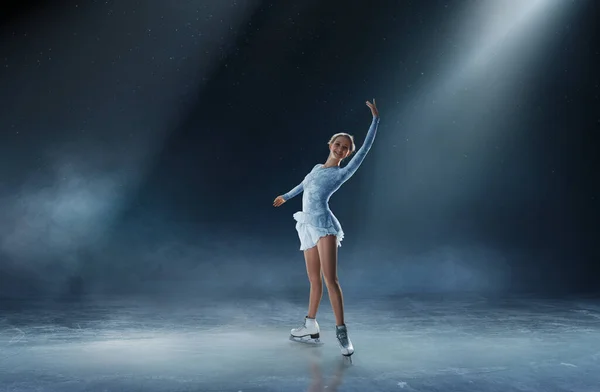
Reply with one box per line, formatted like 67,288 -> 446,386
283,116 -> 380,221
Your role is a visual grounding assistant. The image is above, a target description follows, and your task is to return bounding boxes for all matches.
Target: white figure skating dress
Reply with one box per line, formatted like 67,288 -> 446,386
283,116 -> 380,251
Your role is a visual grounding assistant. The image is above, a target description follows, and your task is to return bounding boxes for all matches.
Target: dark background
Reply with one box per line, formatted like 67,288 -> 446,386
1,0 -> 598,300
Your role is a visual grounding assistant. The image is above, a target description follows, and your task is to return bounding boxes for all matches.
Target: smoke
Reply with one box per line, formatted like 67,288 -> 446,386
62,226 -> 512,300
0,144 -> 131,299
1,166 -> 121,258
0,0 -> 265,300
0,146 -> 512,303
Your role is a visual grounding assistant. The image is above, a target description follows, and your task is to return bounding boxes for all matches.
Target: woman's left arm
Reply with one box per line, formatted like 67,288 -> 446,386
341,100 -> 380,180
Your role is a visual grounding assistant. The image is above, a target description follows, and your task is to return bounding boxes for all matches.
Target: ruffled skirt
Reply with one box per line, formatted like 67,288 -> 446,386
293,211 -> 344,251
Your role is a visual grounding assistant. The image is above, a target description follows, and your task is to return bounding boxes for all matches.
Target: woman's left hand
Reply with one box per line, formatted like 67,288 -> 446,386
366,99 -> 379,118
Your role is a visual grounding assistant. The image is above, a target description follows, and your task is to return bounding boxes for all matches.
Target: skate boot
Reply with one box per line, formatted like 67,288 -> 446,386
335,324 -> 354,356
289,316 -> 322,345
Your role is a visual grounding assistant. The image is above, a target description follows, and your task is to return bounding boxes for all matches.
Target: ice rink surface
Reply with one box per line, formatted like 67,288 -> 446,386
1,293 -> 599,391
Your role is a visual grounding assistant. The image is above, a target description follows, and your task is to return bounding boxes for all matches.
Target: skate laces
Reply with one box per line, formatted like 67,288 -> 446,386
336,327 -> 348,346
294,319 -> 308,331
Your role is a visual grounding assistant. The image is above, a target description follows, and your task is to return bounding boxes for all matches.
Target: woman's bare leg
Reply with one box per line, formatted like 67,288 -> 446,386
317,235 -> 345,326
304,246 -> 323,318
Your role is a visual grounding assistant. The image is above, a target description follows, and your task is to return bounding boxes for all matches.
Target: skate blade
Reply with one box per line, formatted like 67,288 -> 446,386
289,335 -> 324,345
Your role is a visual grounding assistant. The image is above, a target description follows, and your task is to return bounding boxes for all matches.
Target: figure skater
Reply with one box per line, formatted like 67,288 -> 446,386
273,99 -> 380,356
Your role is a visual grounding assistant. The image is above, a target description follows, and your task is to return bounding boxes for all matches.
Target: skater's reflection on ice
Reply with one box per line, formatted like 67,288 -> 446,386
306,354 -> 351,392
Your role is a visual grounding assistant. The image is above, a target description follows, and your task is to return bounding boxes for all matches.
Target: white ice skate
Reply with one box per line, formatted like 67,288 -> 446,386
289,317 -> 323,345
336,324 -> 354,356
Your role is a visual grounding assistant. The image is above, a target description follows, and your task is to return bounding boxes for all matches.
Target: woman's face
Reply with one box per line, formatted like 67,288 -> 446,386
329,136 -> 352,160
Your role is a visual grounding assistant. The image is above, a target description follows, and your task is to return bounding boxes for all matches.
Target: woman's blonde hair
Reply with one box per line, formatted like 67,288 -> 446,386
328,133 -> 356,155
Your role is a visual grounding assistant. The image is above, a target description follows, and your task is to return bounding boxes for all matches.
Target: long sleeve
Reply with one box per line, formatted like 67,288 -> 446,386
341,116 -> 380,181
282,182 -> 304,201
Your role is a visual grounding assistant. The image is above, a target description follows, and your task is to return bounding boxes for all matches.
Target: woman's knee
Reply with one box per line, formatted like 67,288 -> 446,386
308,273 -> 323,286
323,274 -> 339,288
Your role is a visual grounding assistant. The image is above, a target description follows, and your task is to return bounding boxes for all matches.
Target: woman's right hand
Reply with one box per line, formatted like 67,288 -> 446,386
273,195 -> 286,207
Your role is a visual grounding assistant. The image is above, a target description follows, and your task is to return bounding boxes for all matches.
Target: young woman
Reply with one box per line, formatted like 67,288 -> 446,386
273,99 -> 380,356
